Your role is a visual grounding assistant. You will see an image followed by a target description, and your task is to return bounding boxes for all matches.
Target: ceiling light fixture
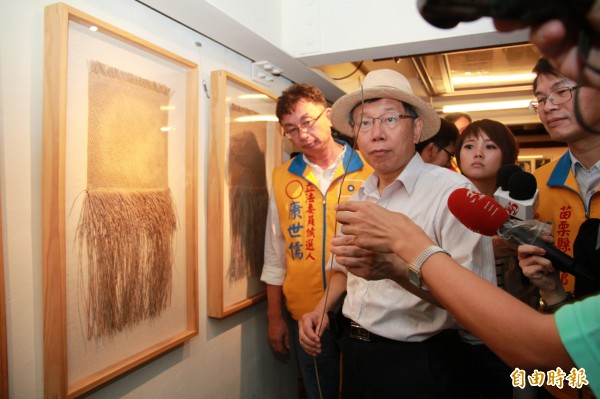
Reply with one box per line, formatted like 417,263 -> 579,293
238,94 -> 270,100
442,99 -> 531,113
452,73 -> 536,86
234,115 -> 278,122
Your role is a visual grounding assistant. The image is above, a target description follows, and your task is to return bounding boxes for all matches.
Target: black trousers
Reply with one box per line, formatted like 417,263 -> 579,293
461,342 -> 513,399
340,325 -> 466,399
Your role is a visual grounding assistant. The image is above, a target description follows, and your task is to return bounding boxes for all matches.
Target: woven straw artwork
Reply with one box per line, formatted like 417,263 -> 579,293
76,61 -> 177,340
227,103 -> 269,282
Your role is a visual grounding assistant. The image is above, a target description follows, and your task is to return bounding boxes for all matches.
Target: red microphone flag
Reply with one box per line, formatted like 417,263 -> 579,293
447,188 -> 510,236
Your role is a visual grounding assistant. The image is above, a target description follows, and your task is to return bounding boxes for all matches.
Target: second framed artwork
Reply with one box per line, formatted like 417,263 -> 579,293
207,70 -> 282,318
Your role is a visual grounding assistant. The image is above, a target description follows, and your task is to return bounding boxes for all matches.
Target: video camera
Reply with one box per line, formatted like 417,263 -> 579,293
417,0 -> 593,29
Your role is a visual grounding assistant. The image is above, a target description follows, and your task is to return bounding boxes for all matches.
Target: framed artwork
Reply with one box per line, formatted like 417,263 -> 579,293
207,70 -> 282,318
518,156 -> 552,173
517,159 -> 534,173
0,196 -> 7,398
535,157 -> 552,170
42,3 -> 199,397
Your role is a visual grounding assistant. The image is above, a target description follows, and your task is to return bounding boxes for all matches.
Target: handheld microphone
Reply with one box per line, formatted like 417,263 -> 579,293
496,164 -> 522,191
448,188 -> 595,280
493,165 -> 539,221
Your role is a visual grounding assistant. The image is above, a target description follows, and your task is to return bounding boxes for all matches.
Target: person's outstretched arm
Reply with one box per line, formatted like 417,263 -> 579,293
335,201 -> 574,370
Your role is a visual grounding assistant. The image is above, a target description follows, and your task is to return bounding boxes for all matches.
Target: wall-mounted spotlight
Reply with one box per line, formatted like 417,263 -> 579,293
252,60 -> 283,85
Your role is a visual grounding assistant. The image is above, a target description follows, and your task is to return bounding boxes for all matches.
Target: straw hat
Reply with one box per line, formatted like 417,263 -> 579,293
330,69 -> 440,142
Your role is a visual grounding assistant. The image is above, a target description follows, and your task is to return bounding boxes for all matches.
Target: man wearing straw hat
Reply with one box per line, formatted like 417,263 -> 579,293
298,69 -> 496,398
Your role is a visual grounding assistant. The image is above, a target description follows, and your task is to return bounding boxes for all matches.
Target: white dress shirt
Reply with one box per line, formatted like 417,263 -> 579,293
570,150 -> 600,213
335,154 -> 496,342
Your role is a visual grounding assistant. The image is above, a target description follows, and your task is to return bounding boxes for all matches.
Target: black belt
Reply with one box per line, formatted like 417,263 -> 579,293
347,321 -> 398,343
346,318 -> 459,346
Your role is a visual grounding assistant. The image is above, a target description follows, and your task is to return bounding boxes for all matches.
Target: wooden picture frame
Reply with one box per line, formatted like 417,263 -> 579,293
518,155 -> 552,173
517,158 -> 534,174
42,3 -> 198,397
0,197 -> 7,399
207,70 -> 282,318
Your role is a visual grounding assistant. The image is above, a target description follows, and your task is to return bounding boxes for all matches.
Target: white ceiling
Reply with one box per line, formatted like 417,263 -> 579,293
136,0 -> 528,100
312,43 -> 544,127
135,0 -> 556,146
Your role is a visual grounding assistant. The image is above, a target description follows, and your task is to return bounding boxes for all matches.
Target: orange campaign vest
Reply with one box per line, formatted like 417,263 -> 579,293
534,152 -> 600,293
272,143 -> 372,320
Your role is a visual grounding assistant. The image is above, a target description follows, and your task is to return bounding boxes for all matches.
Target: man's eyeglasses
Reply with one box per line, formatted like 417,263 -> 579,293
283,108 -> 326,138
351,112 -> 414,132
529,86 -> 580,113
436,143 -> 454,158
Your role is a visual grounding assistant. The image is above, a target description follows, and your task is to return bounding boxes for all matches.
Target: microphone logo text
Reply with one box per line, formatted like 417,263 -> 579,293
504,201 -> 520,217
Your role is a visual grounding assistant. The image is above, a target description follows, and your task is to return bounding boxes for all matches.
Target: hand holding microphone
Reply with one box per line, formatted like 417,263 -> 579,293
492,165 -> 544,258
448,188 -> 595,280
518,240 -> 568,295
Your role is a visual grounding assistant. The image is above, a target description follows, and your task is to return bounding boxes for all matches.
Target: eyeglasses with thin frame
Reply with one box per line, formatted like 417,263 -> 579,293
282,108 -> 326,138
529,85 -> 580,113
436,143 -> 454,158
351,112 -> 415,132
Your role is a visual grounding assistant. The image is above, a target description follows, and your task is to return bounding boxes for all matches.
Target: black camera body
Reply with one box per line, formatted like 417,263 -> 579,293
417,0 -> 593,29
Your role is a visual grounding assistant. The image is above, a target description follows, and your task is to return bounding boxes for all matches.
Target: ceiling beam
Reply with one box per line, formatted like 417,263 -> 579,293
135,0 -> 346,102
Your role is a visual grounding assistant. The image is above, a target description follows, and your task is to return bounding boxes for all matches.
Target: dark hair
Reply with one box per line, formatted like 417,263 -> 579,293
444,112 -> 472,124
276,83 -> 327,121
416,118 -> 459,153
532,57 -> 563,93
455,119 -> 518,167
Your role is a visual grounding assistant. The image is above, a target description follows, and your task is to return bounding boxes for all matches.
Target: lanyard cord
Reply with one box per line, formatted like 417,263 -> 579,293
312,80 -> 365,399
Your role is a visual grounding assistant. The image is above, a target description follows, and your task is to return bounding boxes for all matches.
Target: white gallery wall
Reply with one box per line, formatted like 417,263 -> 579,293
0,0 -> 298,397
204,0 -> 528,65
